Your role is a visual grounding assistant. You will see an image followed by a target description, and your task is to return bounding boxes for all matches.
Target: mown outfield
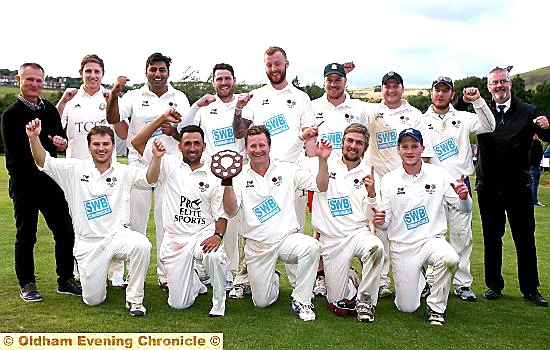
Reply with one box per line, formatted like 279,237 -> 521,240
0,155 -> 548,349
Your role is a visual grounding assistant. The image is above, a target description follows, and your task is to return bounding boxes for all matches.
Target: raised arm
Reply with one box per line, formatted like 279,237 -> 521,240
315,138 -> 332,192
131,109 -> 181,156
26,119 -> 47,168
146,138 -> 165,184
106,76 -> 129,125
233,93 -> 253,139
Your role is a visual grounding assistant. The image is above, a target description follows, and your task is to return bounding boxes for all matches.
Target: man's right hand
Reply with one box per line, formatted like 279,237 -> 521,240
60,88 -> 78,104
236,93 -> 253,109
196,94 -> 217,107
111,76 -> 130,96
26,118 -> 42,138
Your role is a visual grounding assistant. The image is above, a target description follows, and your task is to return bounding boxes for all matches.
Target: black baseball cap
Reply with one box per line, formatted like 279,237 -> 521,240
382,71 -> 403,85
398,128 -> 423,144
432,76 -> 454,90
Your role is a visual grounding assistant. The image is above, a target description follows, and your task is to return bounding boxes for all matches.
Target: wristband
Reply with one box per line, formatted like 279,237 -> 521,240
214,232 -> 224,240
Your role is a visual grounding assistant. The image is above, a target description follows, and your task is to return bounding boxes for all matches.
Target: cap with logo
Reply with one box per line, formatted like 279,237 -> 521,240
431,76 -> 454,90
382,71 -> 403,85
324,63 -> 346,78
398,128 -> 423,144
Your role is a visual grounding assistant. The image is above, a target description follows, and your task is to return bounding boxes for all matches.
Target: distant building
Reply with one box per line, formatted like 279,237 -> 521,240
0,75 -> 65,89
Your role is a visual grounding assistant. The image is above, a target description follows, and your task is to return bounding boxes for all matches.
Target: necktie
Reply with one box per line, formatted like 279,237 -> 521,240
497,105 -> 506,124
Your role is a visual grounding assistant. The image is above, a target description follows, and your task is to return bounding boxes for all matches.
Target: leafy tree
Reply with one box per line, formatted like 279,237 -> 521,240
291,75 -> 324,100
529,81 -> 550,115
406,94 -> 431,113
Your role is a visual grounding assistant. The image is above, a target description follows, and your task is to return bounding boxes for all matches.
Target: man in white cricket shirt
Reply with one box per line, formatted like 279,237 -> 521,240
27,121 -> 153,317
372,128 -> 471,326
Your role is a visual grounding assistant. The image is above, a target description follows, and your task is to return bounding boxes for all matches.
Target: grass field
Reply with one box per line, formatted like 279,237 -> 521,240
0,155 -> 549,349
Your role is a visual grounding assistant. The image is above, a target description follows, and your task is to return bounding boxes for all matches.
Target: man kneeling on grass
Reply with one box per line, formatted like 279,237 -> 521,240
27,120 -> 153,316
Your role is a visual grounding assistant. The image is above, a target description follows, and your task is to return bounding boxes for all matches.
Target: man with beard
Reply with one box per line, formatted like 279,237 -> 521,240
106,53 -> 191,292
27,122 -> 153,316
422,77 -> 495,302
132,112 -> 229,317
307,123 -> 384,322
222,125 -> 332,321
310,62 -> 375,297
229,46 -> 320,298
364,71 -> 433,298
456,66 -> 550,307
179,63 -> 250,291
372,128 -> 470,326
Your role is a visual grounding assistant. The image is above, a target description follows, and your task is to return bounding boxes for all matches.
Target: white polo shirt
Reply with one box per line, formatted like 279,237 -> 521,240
312,92 -> 375,158
40,154 -> 153,240
158,154 -> 226,236
365,100 -> 433,177
232,160 -> 319,244
193,95 -> 249,162
424,100 -> 494,179
247,84 -> 315,164
306,155 -> 380,239
378,162 -> 471,246
62,85 -> 113,160
118,83 -> 190,166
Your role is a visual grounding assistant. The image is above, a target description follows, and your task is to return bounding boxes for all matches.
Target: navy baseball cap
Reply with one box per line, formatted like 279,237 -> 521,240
398,128 -> 423,144
432,76 -> 454,90
324,63 -> 346,78
382,71 -> 403,85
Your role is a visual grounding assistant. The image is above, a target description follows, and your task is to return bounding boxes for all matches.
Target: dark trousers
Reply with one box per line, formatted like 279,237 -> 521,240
9,176 -> 75,287
530,165 -> 541,203
477,185 -> 540,295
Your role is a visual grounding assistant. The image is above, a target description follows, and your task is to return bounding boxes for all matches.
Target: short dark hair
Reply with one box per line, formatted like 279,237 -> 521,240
212,63 -> 235,78
87,126 -> 114,145
18,63 -> 44,76
146,52 -> 172,72
265,46 -> 287,59
179,124 -> 205,141
80,54 -> 104,73
245,125 -> 271,146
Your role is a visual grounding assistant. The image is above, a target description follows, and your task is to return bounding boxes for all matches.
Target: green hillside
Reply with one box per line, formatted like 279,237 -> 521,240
514,66 -> 550,90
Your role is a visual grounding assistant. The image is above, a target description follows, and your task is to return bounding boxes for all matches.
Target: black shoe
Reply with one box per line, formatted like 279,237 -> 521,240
524,292 -> 548,307
20,283 -> 43,302
57,278 -> 82,296
483,288 -> 502,300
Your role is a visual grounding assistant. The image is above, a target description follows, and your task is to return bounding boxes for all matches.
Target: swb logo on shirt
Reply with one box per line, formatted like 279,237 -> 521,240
212,126 -> 235,146
328,196 -> 352,217
84,195 -> 112,220
434,138 -> 458,161
376,129 -> 397,149
403,206 -> 429,229
253,196 -> 281,223
320,132 -> 342,149
264,114 -> 289,136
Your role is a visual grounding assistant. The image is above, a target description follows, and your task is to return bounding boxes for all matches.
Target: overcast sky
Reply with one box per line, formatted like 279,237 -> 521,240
2,0 -> 547,89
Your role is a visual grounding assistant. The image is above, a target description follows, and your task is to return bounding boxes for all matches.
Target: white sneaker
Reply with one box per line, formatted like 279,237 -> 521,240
291,299 -> 316,321
228,283 -> 251,299
111,277 -> 128,289
313,275 -> 327,297
425,305 -> 445,326
355,300 -> 375,322
378,285 -> 393,298
225,280 -> 234,291
454,287 -> 477,302
125,302 -> 146,317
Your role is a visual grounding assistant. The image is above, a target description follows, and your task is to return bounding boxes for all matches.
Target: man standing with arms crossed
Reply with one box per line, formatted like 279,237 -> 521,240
26,122 -> 153,316
1,63 -> 81,302
457,67 -> 550,306
365,71 -> 433,298
106,53 -> 191,291
423,77 -> 495,301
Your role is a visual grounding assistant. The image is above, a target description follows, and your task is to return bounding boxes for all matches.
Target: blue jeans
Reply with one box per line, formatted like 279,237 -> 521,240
530,165 -> 541,203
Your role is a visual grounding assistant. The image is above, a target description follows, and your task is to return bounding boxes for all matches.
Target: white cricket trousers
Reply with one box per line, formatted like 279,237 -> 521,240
245,231 -> 320,307
73,228 -> 151,306
129,185 -> 168,284
391,237 -> 458,314
321,230 -> 385,304
161,231 -> 227,314
283,190 -> 308,288
374,227 -> 391,288
446,204 -> 474,289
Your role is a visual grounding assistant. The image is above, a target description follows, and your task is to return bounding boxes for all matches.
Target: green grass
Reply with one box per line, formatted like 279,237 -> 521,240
0,155 -> 549,349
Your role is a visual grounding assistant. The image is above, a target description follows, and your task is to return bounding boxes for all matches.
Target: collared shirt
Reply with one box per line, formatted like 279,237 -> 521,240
246,83 -> 315,164
118,83 -> 190,166
157,154 -> 227,236
424,100 -> 495,179
18,95 -> 45,111
232,160 -> 319,244
378,162 -> 471,246
40,154 -> 153,240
